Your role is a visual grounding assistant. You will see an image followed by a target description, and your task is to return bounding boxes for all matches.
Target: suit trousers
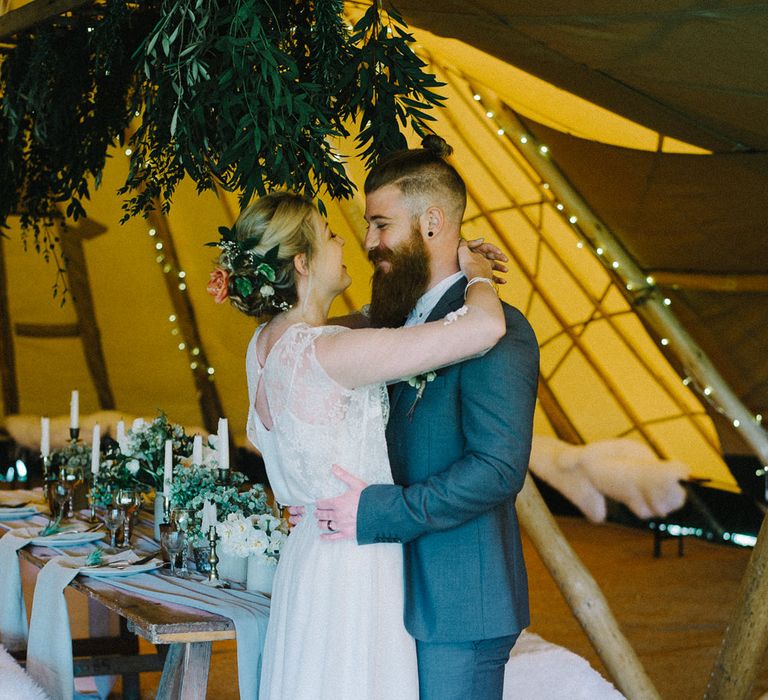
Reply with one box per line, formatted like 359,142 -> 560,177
415,633 -> 520,700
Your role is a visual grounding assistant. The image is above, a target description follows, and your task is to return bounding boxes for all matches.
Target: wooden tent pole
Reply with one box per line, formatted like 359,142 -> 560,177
517,474 -> 661,700
478,92 -> 768,468
705,515 -> 768,698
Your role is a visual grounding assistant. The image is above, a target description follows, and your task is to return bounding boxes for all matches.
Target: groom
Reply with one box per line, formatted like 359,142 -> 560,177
315,140 -> 539,699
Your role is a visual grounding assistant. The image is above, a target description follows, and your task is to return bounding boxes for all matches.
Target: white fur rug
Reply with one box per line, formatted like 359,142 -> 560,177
0,645 -> 50,700
529,435 -> 689,522
505,632 -> 625,699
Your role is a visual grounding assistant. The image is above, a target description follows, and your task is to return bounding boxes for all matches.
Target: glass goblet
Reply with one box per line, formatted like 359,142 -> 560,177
161,529 -> 187,577
114,489 -> 142,547
63,463 -> 85,516
170,507 -> 191,532
104,507 -> 125,549
51,479 -> 70,520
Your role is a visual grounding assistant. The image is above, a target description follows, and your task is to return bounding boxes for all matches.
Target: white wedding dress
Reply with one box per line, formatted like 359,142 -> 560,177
246,322 -> 419,699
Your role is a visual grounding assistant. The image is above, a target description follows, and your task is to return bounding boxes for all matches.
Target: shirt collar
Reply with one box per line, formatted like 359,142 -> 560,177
404,271 -> 465,327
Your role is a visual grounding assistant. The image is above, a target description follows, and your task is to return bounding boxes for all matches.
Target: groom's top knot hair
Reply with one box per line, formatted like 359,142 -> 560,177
364,135 -> 466,224
422,134 -> 453,158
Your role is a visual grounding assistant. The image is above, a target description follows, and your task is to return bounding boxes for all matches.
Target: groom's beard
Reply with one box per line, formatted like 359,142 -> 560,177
368,228 -> 431,328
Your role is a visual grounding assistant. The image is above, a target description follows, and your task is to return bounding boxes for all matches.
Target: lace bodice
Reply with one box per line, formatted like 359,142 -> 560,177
246,323 -> 392,506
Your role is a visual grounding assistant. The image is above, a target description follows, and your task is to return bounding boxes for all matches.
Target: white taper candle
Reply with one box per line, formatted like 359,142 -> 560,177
40,417 -> 50,458
192,435 -> 203,466
70,390 -> 79,430
91,424 -> 101,475
163,439 -> 173,494
217,418 -> 229,470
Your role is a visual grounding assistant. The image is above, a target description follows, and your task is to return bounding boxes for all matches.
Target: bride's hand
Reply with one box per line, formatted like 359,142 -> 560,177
458,239 -> 496,283
466,237 -> 508,285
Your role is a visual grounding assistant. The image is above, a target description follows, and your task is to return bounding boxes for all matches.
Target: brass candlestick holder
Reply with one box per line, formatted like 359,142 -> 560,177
207,525 -> 221,584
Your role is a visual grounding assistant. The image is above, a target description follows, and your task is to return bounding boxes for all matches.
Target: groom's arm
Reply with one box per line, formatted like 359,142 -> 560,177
355,307 -> 539,544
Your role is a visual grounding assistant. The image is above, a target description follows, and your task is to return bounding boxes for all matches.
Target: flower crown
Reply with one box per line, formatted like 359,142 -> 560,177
206,225 -> 291,311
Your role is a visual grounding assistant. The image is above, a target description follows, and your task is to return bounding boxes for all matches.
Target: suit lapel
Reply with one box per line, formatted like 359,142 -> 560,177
390,278 -> 467,415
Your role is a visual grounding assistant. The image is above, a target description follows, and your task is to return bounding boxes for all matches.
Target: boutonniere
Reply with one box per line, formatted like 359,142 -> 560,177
405,371 -> 437,420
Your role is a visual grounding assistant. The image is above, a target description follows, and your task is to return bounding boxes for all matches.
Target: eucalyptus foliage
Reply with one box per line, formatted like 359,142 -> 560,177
0,0 -> 445,259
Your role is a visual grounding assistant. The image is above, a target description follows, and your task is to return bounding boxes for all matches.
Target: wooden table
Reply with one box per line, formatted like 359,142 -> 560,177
8,519 -> 239,699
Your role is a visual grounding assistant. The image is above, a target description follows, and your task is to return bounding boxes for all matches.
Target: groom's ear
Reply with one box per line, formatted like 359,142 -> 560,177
419,206 -> 445,240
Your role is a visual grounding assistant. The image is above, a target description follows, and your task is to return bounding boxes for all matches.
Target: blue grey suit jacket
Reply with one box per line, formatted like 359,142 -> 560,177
356,278 -> 540,643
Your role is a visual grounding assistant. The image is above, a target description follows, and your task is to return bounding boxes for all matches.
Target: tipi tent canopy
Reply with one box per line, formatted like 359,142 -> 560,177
0,0 -> 766,491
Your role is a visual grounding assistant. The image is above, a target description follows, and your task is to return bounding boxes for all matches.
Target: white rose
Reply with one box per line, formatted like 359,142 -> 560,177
248,529 -> 270,555
126,459 -> 140,475
267,530 -> 287,555
259,284 -> 274,297
253,514 -> 279,533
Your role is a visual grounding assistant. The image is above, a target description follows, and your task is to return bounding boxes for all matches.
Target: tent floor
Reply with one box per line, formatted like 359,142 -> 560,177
121,515 -> 767,699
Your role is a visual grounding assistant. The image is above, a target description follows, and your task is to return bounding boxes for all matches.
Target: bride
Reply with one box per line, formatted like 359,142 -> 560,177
208,190 -> 504,699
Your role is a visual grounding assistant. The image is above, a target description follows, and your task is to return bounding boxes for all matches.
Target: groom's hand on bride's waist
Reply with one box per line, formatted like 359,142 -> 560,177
285,505 -> 305,528
315,464 -> 366,541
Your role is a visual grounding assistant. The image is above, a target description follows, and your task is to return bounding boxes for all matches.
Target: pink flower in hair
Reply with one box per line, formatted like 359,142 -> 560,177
207,267 -> 230,304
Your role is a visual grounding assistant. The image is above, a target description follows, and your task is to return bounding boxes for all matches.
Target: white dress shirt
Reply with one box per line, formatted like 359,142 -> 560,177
404,271 -> 465,327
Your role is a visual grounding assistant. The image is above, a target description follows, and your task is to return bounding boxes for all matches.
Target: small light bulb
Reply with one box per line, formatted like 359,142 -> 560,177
612,261 -> 619,269
626,283 -> 633,291
497,129 -> 505,136
473,94 -> 481,101
646,275 -> 655,285
683,377 -> 691,386
596,247 -> 604,255
663,297 -> 672,306
178,343 -> 186,350
163,264 -> 171,274
757,414 -> 763,423
556,203 -> 564,211
155,255 -> 164,263
148,228 -> 157,237
178,271 -> 186,279
539,145 -> 549,155
125,148 -> 132,156
190,362 -> 198,370
171,328 -> 179,336
155,242 -> 163,250
169,314 -> 177,322
207,367 -> 215,375
520,136 -> 528,144
661,338 -> 669,346
569,216 -> 578,224
192,347 -> 200,356
733,419 -> 741,428
576,241 -> 584,249
486,111 -> 494,118
542,183 -> 550,189
179,282 -> 187,291
704,386 -> 712,396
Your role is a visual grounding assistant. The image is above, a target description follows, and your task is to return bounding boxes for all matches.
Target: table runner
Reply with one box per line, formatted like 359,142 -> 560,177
2,506 -> 271,699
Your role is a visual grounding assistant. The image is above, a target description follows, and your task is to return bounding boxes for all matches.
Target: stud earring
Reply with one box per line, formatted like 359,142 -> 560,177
427,231 -> 434,238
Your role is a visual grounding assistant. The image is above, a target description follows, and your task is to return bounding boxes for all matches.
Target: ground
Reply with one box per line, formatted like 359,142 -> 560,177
118,516 -> 768,699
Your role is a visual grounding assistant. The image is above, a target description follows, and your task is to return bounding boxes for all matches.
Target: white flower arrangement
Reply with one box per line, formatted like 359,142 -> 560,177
215,511 -> 288,563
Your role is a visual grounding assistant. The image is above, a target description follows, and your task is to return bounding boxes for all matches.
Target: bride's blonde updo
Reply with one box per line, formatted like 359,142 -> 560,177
210,192 -> 319,318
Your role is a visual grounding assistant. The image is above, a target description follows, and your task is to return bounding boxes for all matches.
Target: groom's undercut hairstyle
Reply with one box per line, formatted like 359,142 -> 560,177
364,135 -> 467,226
